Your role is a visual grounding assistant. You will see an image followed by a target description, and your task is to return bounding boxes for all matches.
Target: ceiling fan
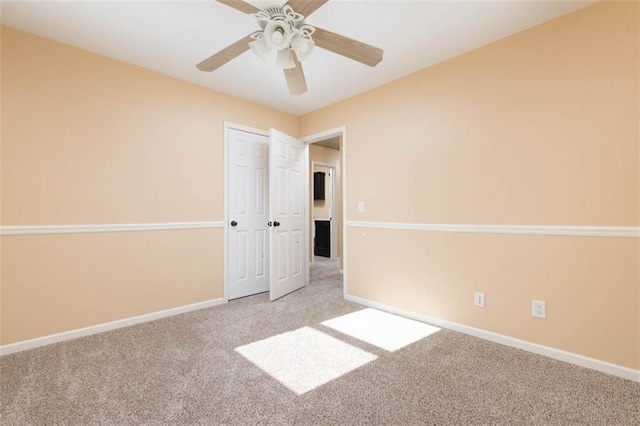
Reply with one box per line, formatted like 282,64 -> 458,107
196,0 -> 383,95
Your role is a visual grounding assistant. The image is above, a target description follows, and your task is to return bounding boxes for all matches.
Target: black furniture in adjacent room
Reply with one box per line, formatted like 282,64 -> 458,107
314,220 -> 330,257
313,172 -> 325,200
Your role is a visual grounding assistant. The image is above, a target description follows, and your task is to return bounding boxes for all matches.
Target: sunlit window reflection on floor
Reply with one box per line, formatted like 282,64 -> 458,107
321,308 -> 441,352
235,327 -> 377,395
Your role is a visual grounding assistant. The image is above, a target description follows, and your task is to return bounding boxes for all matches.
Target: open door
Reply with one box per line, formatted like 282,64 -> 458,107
269,129 -> 307,301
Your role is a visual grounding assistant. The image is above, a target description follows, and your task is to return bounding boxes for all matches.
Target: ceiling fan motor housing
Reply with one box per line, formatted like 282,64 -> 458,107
254,5 -> 315,52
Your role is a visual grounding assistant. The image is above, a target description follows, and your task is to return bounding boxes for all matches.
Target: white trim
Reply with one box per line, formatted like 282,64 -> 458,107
345,295 -> 640,383
304,145 -> 311,284
301,126 -> 347,144
346,221 -> 639,238
0,298 -> 226,356
307,153 -> 313,265
341,128 -> 347,299
224,123 -> 231,302
0,221 -> 224,236
223,121 -> 268,137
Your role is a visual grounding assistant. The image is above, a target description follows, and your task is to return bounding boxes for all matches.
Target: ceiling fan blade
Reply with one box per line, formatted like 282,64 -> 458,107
284,57 -> 308,95
216,0 -> 261,15
285,0 -> 329,18
196,35 -> 253,72
313,27 -> 383,67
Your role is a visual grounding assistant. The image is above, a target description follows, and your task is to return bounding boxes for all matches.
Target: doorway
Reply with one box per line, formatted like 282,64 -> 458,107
225,123 -> 347,302
306,135 -> 343,271
225,124 -> 307,302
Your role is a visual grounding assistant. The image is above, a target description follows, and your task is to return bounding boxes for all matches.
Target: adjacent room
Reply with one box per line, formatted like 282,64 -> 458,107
1,0 -> 638,424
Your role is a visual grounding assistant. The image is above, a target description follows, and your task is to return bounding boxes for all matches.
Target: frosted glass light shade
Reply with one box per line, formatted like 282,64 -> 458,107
276,49 -> 296,69
292,35 -> 314,62
264,21 -> 293,51
249,36 -> 271,61
291,34 -> 308,53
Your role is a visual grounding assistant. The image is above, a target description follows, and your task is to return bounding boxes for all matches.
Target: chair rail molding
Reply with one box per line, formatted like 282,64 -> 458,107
346,221 -> 639,238
0,221 -> 225,236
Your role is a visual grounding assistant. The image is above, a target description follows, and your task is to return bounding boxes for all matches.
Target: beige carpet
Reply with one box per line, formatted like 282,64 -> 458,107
1,260 -> 639,424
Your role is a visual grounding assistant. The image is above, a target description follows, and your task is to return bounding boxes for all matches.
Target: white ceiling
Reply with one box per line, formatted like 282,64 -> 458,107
1,0 -> 594,116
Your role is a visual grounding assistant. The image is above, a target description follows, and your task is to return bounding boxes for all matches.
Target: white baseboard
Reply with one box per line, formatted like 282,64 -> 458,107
345,294 -> 640,383
0,298 -> 226,356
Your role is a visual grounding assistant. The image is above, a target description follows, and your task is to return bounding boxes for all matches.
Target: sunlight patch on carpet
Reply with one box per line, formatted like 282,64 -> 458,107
235,327 -> 377,395
321,308 -> 441,352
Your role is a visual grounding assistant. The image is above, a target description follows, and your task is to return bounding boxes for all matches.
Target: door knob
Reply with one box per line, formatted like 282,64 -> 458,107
230,220 -> 238,227
273,221 -> 281,227
268,221 -> 273,227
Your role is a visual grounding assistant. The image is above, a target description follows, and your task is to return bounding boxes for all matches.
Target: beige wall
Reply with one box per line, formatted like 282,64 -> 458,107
1,1 -> 638,373
638,0 -> 640,376
0,26 -> 298,344
301,1 -> 639,369
2,229 -> 223,343
0,26 -> 4,346
309,144 -> 342,260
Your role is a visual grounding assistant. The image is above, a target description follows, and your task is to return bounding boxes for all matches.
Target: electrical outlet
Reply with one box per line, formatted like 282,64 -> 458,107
358,201 -> 365,213
474,292 -> 485,308
532,300 -> 546,319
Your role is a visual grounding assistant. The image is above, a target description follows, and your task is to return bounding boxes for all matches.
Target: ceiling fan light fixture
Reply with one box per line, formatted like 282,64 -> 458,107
276,48 -> 296,69
249,36 -> 271,61
201,0 -> 384,96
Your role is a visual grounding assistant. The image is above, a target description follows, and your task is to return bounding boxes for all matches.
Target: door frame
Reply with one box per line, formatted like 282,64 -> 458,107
311,161 -> 337,261
223,121 -> 269,302
302,126 -> 347,298
224,123 -> 347,301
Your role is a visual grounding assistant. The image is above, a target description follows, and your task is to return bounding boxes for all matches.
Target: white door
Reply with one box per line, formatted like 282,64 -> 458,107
228,129 -> 270,299
269,129 -> 307,301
